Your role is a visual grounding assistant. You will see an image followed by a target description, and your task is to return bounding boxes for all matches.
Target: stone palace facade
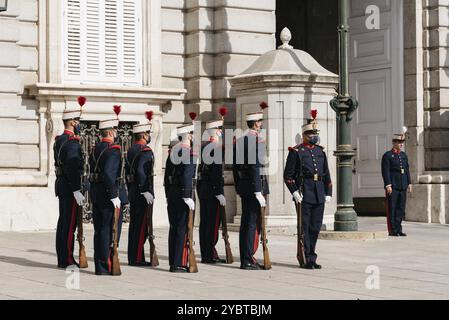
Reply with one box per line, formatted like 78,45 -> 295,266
0,0 -> 447,231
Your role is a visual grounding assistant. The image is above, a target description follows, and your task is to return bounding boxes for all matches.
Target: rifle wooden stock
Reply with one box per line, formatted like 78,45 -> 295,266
220,206 -> 233,264
295,202 -> 307,266
111,207 -> 121,276
187,208 -> 198,273
260,205 -> 272,270
146,203 -> 159,267
76,205 -> 88,268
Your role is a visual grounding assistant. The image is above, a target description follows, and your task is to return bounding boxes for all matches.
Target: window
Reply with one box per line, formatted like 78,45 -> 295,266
63,0 -> 142,85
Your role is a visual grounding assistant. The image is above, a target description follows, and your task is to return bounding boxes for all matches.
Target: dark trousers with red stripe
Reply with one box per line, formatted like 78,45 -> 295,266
56,193 -> 78,267
199,197 -> 221,261
128,195 -> 148,264
167,195 -> 189,268
239,195 -> 261,266
301,202 -> 324,265
92,202 -> 123,274
386,189 -> 407,234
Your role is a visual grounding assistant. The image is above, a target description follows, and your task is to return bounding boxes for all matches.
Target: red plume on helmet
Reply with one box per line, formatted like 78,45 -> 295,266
77,96 -> 87,107
219,106 -> 228,119
311,109 -> 318,120
259,101 -> 269,110
113,105 -> 122,119
189,112 -> 197,121
145,111 -> 154,122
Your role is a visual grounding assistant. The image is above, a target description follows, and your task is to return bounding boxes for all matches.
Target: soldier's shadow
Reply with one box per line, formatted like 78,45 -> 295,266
0,255 -> 60,270
25,250 -> 96,276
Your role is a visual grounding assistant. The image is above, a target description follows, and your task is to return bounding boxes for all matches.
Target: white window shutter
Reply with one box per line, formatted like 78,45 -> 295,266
85,0 -> 101,79
65,0 -> 82,79
122,0 -> 141,83
105,0 -> 118,79
63,0 -> 142,85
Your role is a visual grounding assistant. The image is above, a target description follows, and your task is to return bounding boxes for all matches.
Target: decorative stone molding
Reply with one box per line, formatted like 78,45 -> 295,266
278,27 -> 293,50
28,83 -> 186,105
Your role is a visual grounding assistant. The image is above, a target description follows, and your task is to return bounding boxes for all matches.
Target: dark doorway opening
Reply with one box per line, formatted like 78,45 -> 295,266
275,0 -> 339,74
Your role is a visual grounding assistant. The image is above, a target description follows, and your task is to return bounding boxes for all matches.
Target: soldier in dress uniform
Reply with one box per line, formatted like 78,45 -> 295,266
197,119 -> 227,264
164,124 -> 197,273
381,130 -> 412,237
126,118 -> 155,266
284,114 -> 332,269
54,109 -> 85,268
233,111 -> 269,270
89,118 -> 127,275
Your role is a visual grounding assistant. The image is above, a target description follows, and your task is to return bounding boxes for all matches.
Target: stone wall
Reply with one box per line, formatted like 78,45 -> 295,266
0,1 -> 39,171
405,0 -> 449,224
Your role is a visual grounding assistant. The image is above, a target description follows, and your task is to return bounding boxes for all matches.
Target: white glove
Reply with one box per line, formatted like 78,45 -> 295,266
216,194 -> 226,207
183,198 -> 195,211
141,192 -> 154,205
73,190 -> 85,206
293,191 -> 303,204
255,192 -> 266,208
325,196 -> 332,203
110,197 -> 121,209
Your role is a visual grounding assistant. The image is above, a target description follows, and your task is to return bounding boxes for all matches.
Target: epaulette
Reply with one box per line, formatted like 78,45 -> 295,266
316,145 -> 325,150
109,145 -> 121,150
68,136 -> 81,142
288,146 -> 298,152
55,135 -> 60,140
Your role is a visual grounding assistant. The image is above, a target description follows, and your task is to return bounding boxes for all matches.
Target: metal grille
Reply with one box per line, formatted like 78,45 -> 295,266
79,121 -> 136,223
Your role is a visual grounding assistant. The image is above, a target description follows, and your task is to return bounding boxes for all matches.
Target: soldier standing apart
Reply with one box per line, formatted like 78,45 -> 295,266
164,123 -> 197,273
89,118 -> 126,275
284,113 -> 332,270
126,113 -> 155,266
233,110 -> 269,270
197,119 -> 227,264
381,130 -> 412,237
54,109 -> 85,268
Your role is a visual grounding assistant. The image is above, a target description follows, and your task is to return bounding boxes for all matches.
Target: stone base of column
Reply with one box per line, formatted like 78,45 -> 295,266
406,183 -> 449,224
228,215 -> 297,235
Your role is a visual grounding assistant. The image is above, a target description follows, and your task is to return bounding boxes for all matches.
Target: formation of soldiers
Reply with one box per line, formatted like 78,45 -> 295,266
54,97 -> 411,276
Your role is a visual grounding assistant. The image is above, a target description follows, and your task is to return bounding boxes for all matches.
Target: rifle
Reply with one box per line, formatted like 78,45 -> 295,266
111,207 -> 121,276
295,202 -> 306,266
187,151 -> 199,273
296,152 -> 306,266
77,133 -> 89,269
259,179 -> 271,269
218,113 -> 233,264
76,205 -> 88,269
260,201 -> 271,270
146,197 -> 159,266
220,205 -> 233,264
111,135 -> 128,276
